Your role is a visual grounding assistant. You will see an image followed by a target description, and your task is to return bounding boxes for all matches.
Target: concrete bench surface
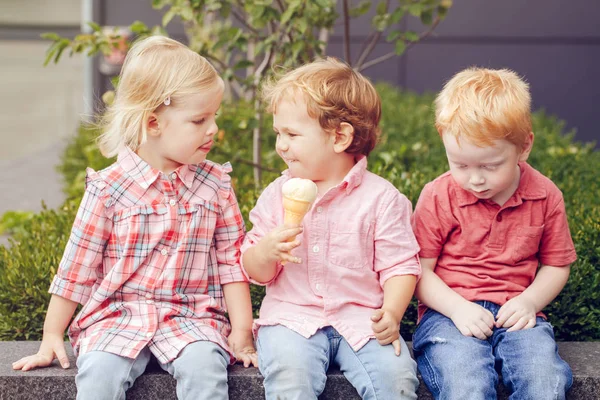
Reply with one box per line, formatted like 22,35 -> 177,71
1,341 -> 598,399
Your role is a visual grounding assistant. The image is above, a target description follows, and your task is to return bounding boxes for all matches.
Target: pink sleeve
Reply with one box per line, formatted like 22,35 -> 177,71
49,169 -> 112,305
411,182 -> 454,259
240,180 -> 284,285
214,167 -> 248,285
538,193 -> 577,267
374,190 -> 421,286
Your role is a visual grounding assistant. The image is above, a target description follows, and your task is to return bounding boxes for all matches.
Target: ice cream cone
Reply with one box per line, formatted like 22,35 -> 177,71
283,196 -> 312,228
281,178 -> 318,243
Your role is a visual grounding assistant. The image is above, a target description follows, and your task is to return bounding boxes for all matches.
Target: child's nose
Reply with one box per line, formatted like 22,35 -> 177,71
276,137 -> 288,152
207,121 -> 218,137
469,172 -> 485,185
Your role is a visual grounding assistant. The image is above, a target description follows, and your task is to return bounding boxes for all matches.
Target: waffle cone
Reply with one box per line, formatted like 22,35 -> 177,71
283,196 -> 312,242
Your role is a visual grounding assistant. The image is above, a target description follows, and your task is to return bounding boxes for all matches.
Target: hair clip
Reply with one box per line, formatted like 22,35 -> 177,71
164,97 -> 171,106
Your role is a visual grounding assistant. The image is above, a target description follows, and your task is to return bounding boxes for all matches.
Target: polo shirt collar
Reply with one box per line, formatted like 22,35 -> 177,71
456,161 -> 547,207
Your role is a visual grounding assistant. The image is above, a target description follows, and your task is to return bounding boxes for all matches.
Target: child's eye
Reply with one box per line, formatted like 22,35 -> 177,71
288,132 -> 298,138
193,119 -> 205,125
483,165 -> 496,170
456,164 -> 467,169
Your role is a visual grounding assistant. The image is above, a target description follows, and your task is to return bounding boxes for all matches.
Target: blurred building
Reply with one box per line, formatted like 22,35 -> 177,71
0,0 -> 84,214
96,0 -> 600,145
0,0 -> 598,216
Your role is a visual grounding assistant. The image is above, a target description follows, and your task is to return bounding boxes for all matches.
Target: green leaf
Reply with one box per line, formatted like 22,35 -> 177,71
40,32 -> 61,41
372,14 -> 390,32
233,60 -> 255,70
53,39 -> 70,63
404,31 -> 419,42
129,20 -> 149,34
387,30 -> 401,42
376,1 -> 387,15
180,6 -> 194,20
437,5 -> 450,19
280,5 -> 296,25
394,39 -> 406,55
296,18 -> 308,34
349,0 -> 371,18
162,9 -> 176,26
87,22 -> 102,32
420,10 -> 433,25
291,41 -> 304,60
314,0 -> 332,9
408,3 -> 422,17
390,7 -> 405,24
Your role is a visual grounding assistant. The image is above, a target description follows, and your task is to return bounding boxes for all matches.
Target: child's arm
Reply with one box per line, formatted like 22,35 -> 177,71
12,295 -> 78,371
242,225 -> 303,283
416,257 -> 495,340
496,264 -> 571,331
222,282 -> 257,368
371,275 -> 417,356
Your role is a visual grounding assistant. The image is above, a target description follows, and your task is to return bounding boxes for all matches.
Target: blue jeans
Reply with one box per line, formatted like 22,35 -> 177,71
257,325 -> 419,400
412,301 -> 572,400
75,340 -> 229,400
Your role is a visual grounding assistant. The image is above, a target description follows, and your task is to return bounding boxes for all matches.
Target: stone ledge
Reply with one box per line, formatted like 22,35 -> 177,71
1,341 -> 598,399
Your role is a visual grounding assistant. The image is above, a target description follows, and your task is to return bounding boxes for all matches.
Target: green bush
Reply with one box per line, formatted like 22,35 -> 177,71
1,84 -> 598,341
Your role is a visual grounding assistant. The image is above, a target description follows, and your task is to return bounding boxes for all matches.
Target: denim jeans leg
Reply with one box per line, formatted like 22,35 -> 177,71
494,317 -> 573,400
160,340 -> 230,400
335,336 -> 418,400
75,348 -> 152,400
412,310 -> 497,400
257,325 -> 330,400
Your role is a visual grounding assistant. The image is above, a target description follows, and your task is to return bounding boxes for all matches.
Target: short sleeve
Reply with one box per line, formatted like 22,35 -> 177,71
214,163 -> 248,285
49,168 -> 113,305
411,182 -> 454,259
374,189 -> 421,285
538,194 -> 577,267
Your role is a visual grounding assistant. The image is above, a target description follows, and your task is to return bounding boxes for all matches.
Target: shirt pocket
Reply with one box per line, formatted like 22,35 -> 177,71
328,221 -> 374,269
511,225 -> 544,264
112,205 -> 169,258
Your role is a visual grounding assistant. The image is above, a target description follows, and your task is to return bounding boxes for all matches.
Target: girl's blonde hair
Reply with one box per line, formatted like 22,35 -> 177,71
261,57 -> 381,156
435,67 -> 532,151
98,36 -> 219,157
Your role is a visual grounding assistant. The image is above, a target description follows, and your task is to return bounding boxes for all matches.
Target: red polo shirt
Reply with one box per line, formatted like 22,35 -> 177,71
412,162 -> 576,320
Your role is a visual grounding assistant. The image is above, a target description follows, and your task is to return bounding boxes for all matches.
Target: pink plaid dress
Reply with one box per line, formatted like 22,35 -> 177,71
49,148 -> 246,364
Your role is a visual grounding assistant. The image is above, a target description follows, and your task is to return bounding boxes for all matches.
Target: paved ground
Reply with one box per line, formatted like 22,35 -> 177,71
0,40 -> 84,246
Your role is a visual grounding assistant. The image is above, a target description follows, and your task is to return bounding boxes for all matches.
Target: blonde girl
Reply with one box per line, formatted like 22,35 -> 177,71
13,36 -> 256,400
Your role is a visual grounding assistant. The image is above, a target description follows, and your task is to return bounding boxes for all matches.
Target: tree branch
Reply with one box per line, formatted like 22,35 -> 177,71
318,27 -> 329,55
342,0 -> 351,63
358,16 -> 441,72
231,7 -> 259,35
355,0 -> 390,70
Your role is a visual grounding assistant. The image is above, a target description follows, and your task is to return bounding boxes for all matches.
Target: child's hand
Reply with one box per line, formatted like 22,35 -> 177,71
258,225 -> 304,265
450,301 -> 495,340
12,333 -> 70,371
370,309 -> 402,356
495,294 -> 537,332
228,329 -> 258,368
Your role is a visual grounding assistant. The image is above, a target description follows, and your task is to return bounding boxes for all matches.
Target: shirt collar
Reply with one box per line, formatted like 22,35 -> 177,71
281,155 -> 367,195
117,147 -> 195,190
455,161 -> 547,207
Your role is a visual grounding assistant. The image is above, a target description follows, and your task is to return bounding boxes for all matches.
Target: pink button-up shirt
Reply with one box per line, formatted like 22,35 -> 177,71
241,157 -> 421,351
49,148 -> 246,363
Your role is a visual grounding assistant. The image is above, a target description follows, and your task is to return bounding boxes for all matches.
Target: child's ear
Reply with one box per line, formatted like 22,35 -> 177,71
333,122 -> 354,153
519,132 -> 535,161
147,113 -> 161,137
